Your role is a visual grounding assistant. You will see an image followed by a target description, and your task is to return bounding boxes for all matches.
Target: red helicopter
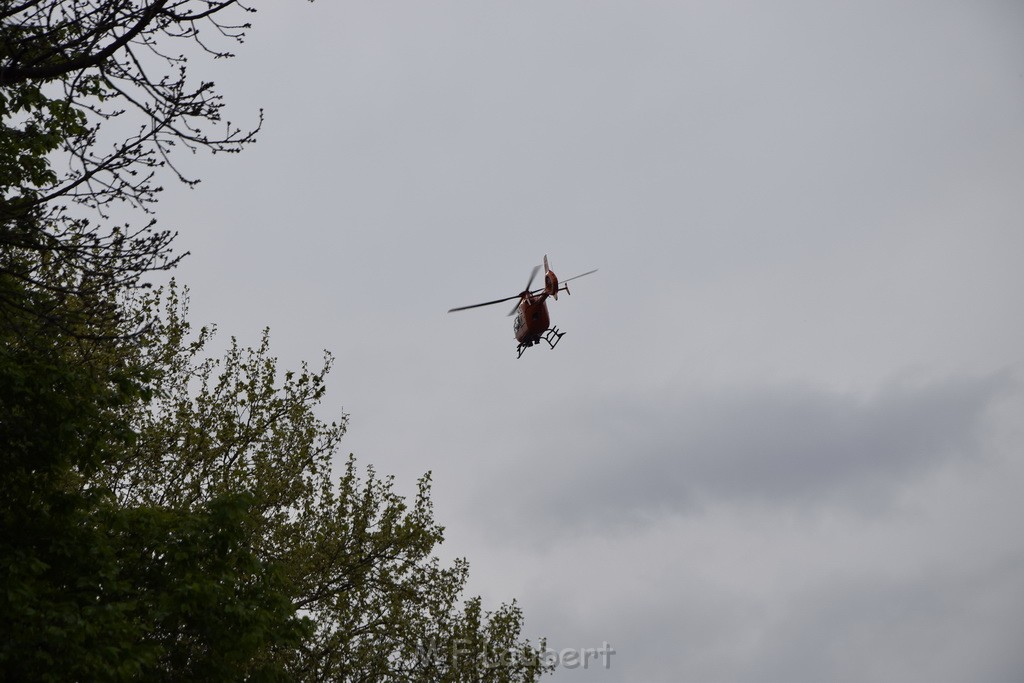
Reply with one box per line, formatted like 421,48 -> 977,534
448,255 -> 597,358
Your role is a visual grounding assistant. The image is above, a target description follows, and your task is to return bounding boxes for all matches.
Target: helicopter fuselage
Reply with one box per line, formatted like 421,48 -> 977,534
513,293 -> 551,346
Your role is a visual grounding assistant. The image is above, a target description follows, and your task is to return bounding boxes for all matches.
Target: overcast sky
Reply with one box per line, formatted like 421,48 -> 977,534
158,1 -> 1024,680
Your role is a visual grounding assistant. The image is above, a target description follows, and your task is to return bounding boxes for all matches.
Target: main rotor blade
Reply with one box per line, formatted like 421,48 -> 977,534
446,264 -> 547,314
524,264 -> 541,293
560,268 -> 598,284
448,293 -> 523,313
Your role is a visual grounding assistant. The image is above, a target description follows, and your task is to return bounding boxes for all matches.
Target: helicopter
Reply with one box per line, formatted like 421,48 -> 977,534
448,255 -> 597,358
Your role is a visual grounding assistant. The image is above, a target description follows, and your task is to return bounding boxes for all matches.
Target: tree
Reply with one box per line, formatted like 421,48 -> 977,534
1,0 -> 261,210
98,286 -> 551,680
1,0 -> 260,336
2,2 -> 554,680
0,269 -> 308,679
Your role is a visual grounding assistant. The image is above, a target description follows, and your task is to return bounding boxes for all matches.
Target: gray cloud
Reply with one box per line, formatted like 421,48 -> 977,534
482,372 -> 1015,538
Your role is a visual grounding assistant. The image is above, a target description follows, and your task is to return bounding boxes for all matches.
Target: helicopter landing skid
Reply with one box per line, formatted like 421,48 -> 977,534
516,327 -> 565,358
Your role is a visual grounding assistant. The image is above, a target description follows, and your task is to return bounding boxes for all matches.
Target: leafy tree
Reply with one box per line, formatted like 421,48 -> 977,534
98,286 -> 551,680
2,2 -> 553,679
0,244 -> 308,679
1,2 -> 332,677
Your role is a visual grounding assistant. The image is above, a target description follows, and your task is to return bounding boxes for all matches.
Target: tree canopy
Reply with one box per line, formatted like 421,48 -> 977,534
1,2 -> 552,680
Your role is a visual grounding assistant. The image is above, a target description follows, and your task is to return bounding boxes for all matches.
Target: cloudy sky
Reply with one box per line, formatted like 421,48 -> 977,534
158,1 -> 1024,680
